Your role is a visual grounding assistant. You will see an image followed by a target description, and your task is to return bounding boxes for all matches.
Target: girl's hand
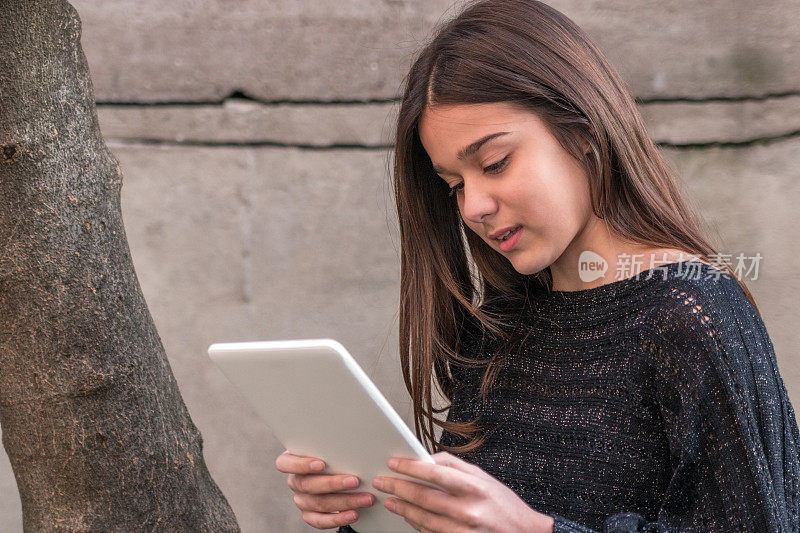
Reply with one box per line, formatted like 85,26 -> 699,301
372,451 -> 555,533
275,450 -> 376,530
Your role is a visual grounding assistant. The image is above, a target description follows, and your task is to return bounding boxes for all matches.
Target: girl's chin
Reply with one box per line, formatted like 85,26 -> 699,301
507,255 -> 541,276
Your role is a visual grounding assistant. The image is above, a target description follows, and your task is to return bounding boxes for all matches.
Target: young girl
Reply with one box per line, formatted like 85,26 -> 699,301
276,1 -> 800,531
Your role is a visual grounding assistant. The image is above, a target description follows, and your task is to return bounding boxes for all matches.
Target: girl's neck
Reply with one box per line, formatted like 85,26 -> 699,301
548,215 -> 708,292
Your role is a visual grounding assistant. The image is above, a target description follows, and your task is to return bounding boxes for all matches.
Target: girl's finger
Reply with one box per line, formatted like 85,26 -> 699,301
430,451 -> 492,480
288,473 -> 362,494
275,451 -> 326,474
373,476 -> 457,518
301,509 -> 359,530
386,497 -> 462,533
386,457 -> 478,496
293,491 -> 375,513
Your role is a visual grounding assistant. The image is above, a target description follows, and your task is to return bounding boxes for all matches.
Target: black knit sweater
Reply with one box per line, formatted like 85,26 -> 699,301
342,260 -> 800,532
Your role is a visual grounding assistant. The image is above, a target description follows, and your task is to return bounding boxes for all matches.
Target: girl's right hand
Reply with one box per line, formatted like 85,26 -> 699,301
275,450 -> 376,530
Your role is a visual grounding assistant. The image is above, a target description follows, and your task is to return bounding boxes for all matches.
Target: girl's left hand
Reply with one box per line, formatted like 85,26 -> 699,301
372,451 -> 555,533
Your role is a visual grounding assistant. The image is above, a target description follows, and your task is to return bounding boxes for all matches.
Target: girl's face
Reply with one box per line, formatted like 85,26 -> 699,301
418,101 -> 594,276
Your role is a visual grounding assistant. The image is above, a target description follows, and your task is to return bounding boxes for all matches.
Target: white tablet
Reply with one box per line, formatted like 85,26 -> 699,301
207,338 -> 438,533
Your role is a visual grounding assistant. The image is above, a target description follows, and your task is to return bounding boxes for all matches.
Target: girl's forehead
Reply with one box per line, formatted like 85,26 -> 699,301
420,102 -> 544,135
419,104 -> 545,153
421,102 -> 521,125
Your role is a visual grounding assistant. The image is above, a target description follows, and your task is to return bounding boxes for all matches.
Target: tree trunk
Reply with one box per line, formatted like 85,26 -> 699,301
0,1 -> 240,530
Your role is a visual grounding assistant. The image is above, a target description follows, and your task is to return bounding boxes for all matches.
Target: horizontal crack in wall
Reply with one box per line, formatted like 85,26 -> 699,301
96,90 -> 400,107
107,139 -> 393,150
657,128 -> 800,149
107,130 -> 800,150
637,90 -> 800,104
96,89 -> 800,107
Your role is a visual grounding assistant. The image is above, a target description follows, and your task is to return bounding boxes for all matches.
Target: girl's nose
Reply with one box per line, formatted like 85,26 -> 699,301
461,181 -> 498,223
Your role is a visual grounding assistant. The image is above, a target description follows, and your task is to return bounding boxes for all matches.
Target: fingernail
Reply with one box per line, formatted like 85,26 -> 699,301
373,477 -> 384,490
385,499 -> 396,512
388,457 -> 399,469
358,494 -> 373,506
344,476 -> 359,489
310,460 -> 325,471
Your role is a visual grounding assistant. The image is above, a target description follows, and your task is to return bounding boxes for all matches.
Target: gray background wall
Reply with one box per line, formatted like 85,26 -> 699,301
1,1 -> 799,531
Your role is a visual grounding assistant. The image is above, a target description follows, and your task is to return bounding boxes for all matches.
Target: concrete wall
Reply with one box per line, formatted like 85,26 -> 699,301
1,1 -> 799,531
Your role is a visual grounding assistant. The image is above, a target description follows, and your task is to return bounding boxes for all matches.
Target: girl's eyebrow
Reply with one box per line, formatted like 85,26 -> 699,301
432,131 -> 511,173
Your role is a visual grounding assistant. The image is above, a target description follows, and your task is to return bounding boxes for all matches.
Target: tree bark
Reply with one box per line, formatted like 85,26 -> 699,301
0,1 -> 240,530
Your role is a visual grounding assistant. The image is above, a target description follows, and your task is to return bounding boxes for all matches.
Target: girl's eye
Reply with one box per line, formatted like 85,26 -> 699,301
447,182 -> 464,198
483,154 -> 510,174
446,155 -> 511,198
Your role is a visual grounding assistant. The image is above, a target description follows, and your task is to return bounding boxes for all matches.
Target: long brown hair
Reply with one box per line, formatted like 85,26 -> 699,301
392,0 -> 760,454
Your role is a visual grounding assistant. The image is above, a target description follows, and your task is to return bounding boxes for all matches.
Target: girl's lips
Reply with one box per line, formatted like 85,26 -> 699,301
498,226 -> 522,252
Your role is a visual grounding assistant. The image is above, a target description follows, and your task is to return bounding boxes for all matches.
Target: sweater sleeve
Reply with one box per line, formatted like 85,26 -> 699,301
551,281 -> 800,533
